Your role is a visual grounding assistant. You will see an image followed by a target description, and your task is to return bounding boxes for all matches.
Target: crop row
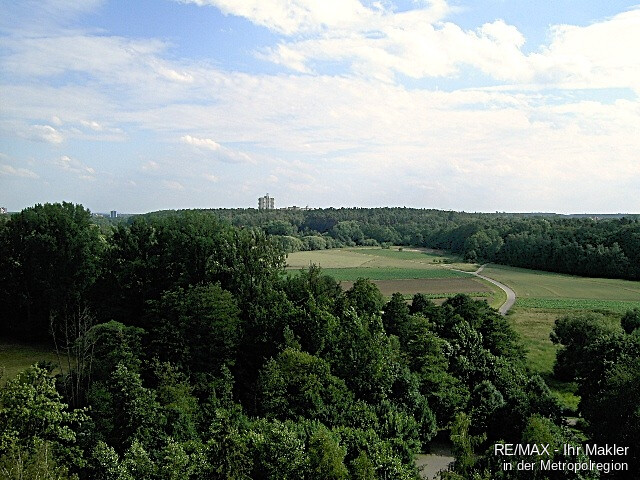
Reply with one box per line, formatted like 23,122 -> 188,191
516,297 -> 640,312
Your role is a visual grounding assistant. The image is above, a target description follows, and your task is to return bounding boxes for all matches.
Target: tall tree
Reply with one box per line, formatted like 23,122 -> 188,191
0,202 -> 103,338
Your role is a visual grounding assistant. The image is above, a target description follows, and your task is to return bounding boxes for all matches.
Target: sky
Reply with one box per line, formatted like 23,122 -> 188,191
1,0 -> 639,214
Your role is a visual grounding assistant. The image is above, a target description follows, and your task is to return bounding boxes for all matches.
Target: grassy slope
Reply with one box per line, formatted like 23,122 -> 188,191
286,247 -> 474,270
0,340 -> 61,385
481,265 -> 640,370
480,264 -> 640,302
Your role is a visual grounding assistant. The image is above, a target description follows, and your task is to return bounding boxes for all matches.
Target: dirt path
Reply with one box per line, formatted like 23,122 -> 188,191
450,264 -> 516,315
415,442 -> 455,479
474,264 -> 516,315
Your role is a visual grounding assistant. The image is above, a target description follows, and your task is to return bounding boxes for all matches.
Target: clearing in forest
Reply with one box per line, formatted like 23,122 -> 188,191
0,340 -> 61,385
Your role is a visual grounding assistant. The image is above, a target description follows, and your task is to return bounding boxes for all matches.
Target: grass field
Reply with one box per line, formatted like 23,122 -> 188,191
480,264 -> 640,411
287,247 -> 504,307
480,264 -> 640,302
348,247 -> 451,262
316,267 -> 469,281
0,339 -> 61,385
516,297 -> 640,312
479,264 -> 640,371
286,247 -> 475,271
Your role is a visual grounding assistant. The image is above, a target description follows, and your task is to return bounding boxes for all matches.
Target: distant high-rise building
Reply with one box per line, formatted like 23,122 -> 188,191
0,207 -> 7,214
110,210 -> 117,218
258,194 -> 275,210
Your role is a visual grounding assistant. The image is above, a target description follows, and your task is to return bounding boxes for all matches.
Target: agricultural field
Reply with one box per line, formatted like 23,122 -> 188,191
480,264 -> 640,303
479,264 -> 640,370
340,278 -> 492,298
287,246 -> 469,270
318,267 -> 468,281
286,247 -> 503,306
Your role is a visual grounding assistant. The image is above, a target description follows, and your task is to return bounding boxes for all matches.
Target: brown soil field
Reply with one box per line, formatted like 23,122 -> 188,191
339,277 -> 491,297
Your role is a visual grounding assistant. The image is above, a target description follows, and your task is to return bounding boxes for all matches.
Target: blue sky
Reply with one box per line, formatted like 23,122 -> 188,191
1,0 -> 639,213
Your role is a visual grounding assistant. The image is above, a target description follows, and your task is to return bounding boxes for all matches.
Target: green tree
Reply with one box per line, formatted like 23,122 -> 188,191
447,412 -> 486,479
327,311 -> 398,403
329,221 -> 365,246
204,406 -> 253,480
345,278 -> 385,317
307,424 -> 349,480
88,363 -> 165,452
621,308 -> 640,334
84,320 -> 145,383
148,283 -> 241,379
247,419 -> 308,480
551,312 -> 620,380
0,365 -> 88,475
0,202 -> 103,338
469,380 -> 505,431
257,348 -> 353,424
302,235 -> 328,250
152,361 -> 199,442
383,292 -> 411,339
0,439 -> 76,480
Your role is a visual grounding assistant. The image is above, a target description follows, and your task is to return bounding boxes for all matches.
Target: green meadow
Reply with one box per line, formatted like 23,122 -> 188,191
286,246 -> 473,270
479,264 -> 640,373
286,247 -> 502,305
480,264 -> 640,302
0,340 -> 61,385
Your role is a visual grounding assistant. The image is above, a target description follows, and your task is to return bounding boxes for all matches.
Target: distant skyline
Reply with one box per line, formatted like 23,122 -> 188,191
1,1 -> 639,214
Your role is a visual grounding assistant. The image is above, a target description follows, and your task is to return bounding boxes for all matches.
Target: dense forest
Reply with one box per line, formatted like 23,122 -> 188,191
150,207 -> 640,281
0,203 -> 638,479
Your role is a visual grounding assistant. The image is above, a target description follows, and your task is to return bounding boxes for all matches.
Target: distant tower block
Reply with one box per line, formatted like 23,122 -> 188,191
258,193 -> 275,210
110,210 -> 117,218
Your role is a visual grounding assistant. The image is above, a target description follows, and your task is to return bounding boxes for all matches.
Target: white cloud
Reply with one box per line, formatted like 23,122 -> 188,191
80,120 -> 103,131
163,180 -> 185,190
1,0 -> 105,34
30,124 -> 64,144
180,135 -> 254,164
181,135 -> 221,151
55,155 -> 96,180
141,160 -> 160,171
203,1 -> 640,91
0,164 -> 39,178
531,9 -> 640,92
1,33 -> 200,103
178,0 -> 374,35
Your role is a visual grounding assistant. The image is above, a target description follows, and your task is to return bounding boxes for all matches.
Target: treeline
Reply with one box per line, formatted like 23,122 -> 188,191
1,202 -> 624,479
148,207 -> 640,280
550,310 -> 640,478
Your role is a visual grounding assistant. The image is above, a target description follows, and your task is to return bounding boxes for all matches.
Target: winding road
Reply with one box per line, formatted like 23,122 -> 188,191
451,264 -> 516,315
473,264 -> 516,315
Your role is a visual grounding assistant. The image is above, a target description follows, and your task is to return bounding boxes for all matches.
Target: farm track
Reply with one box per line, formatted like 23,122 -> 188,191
460,264 -> 516,315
